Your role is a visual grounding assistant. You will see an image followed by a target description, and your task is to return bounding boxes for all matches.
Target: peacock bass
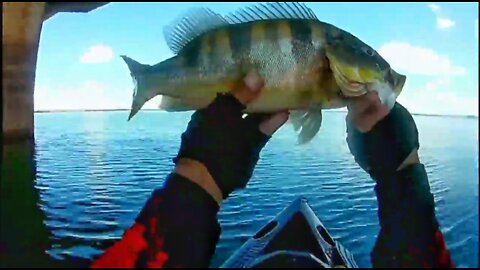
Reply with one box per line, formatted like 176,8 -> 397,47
121,2 -> 406,143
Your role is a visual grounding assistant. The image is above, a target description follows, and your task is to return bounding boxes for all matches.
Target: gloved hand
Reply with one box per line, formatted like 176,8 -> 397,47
174,71 -> 289,201
345,91 -> 420,179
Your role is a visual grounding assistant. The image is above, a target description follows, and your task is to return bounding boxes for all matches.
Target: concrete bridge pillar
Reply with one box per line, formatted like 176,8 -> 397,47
2,2 -> 46,143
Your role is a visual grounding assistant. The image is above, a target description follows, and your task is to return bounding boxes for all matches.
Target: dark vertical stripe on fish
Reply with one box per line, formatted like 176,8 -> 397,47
182,38 -> 200,68
229,23 -> 252,60
211,29 -> 232,65
206,33 -> 216,65
289,20 -> 313,65
265,21 -> 279,50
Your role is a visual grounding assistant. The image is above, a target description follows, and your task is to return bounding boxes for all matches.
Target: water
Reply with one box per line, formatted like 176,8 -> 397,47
2,111 -> 478,267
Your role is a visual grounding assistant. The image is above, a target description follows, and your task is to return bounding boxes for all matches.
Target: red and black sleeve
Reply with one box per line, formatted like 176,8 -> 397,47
370,163 -> 455,268
91,173 -> 221,268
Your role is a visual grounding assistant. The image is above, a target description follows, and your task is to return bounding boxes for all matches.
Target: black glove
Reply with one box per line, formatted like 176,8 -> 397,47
346,102 -> 420,179
173,93 -> 272,199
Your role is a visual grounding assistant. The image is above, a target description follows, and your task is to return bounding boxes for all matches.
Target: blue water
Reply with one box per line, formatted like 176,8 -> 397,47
33,111 -> 478,267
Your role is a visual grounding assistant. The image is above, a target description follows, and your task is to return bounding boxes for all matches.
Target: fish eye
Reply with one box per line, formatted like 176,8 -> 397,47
364,48 -> 375,56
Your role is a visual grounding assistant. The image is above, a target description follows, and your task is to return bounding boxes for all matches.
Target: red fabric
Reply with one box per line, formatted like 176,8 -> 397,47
401,229 -> 455,268
91,223 -> 149,268
91,196 -> 171,268
90,176 -> 221,268
91,219 -> 172,268
91,172 -> 455,268
433,229 -> 455,268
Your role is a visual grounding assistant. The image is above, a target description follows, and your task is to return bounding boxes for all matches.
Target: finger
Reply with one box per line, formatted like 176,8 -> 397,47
244,113 -> 271,127
232,70 -> 265,105
362,93 -> 383,115
259,111 -> 290,136
354,103 -> 390,133
347,91 -> 380,115
244,70 -> 265,90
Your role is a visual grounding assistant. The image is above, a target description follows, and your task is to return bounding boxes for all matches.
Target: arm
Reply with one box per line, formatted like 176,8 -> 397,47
371,161 -> 454,268
346,93 -> 454,268
91,72 -> 288,268
90,172 -> 221,268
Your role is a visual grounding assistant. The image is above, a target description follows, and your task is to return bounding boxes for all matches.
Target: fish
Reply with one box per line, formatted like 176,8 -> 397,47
121,2 -> 406,144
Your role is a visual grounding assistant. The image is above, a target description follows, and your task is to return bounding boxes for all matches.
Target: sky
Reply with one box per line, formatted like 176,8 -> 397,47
35,2 -> 479,116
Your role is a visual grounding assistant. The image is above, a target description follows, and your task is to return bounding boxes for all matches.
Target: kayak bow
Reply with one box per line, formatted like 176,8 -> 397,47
221,197 -> 358,268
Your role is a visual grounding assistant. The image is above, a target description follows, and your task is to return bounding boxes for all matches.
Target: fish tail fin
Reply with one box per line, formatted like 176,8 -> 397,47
121,55 -> 149,76
120,55 -> 151,121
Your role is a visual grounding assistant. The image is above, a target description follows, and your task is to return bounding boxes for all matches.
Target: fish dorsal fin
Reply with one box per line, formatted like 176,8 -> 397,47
163,7 -> 228,54
163,3 -> 317,54
225,2 -> 318,24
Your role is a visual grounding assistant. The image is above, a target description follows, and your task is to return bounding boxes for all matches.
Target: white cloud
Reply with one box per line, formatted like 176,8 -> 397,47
80,45 -> 114,64
380,40 -> 477,116
378,42 -> 466,76
35,81 -> 127,111
33,78 -> 478,116
437,17 -> 455,30
428,3 -> 455,30
397,78 -> 478,116
34,80 -> 163,112
429,3 -> 440,12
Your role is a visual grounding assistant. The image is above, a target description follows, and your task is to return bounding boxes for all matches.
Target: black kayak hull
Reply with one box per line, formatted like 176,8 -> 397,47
221,197 -> 358,268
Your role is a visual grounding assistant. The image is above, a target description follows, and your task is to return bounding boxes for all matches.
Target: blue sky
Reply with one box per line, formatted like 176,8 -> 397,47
35,2 -> 479,116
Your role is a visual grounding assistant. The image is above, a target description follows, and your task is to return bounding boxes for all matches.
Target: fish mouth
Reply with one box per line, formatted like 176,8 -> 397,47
326,55 -> 399,100
328,60 -> 368,97
325,50 -> 406,110
324,52 -> 371,97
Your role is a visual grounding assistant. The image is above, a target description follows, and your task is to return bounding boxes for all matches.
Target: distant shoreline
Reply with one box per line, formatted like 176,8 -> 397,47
34,109 -> 478,119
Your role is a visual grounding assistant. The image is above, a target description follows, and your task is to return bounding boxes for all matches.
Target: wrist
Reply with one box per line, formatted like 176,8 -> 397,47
396,149 -> 420,171
174,158 -> 223,205
136,173 -> 220,228
346,102 -> 420,176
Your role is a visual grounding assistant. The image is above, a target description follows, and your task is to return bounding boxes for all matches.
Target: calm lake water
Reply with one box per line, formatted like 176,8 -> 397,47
1,111 -> 478,267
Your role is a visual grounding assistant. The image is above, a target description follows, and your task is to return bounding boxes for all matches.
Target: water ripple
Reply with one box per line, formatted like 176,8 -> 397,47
29,111 -> 479,268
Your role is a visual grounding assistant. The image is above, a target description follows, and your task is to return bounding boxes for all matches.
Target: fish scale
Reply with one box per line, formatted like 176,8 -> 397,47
120,2 -> 406,144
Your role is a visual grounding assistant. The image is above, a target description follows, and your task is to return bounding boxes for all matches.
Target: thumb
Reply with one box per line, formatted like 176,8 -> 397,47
232,70 -> 264,105
259,111 -> 290,136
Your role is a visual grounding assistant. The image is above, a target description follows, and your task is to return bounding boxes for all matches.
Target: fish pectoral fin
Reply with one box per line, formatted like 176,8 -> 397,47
158,95 -> 214,112
289,109 -> 323,144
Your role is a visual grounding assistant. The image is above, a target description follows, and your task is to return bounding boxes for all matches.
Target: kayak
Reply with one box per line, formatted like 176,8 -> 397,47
221,197 -> 358,268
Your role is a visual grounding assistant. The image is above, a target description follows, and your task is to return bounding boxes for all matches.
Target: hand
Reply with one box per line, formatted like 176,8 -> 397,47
346,91 -> 390,133
346,92 -> 420,177
174,71 -> 289,203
